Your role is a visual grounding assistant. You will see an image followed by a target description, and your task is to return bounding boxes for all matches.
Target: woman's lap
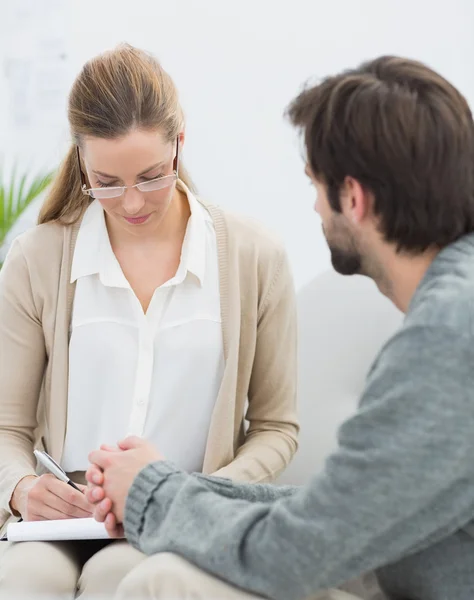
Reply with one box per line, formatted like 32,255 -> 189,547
0,538 -> 145,598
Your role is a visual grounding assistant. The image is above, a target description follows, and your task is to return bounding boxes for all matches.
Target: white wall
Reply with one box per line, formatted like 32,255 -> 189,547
1,1 -> 73,171
0,0 -> 469,465
3,0 -> 474,287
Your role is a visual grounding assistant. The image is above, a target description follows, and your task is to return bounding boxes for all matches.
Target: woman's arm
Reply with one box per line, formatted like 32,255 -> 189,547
213,248 -> 299,483
0,238 -> 46,514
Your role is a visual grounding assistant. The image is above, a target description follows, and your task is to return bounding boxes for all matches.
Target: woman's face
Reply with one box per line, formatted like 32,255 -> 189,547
81,128 -> 181,237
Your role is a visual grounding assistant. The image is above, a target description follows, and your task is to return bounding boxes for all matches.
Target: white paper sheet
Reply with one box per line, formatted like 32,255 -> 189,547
6,518 -> 115,542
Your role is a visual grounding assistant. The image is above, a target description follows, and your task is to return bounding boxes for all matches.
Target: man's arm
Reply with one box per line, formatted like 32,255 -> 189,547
193,474 -> 298,501
124,325 -> 474,600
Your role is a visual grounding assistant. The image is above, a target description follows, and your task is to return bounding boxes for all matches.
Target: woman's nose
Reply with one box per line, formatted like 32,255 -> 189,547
121,187 -> 146,215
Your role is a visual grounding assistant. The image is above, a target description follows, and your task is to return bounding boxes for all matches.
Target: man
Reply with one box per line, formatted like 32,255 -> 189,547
86,56 -> 474,600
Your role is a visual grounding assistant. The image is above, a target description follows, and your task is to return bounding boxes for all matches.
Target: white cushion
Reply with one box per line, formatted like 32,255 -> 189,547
278,270 -> 403,485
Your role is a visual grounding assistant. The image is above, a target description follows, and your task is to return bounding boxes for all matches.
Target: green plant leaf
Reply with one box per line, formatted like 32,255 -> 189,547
0,177 -> 4,243
0,167 -> 54,248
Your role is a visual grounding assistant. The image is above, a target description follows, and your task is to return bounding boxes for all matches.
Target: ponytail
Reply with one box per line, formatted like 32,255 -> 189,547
38,145 -> 88,225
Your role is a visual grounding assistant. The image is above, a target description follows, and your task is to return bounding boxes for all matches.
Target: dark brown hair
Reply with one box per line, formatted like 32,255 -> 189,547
39,43 -> 194,225
287,56 -> 474,252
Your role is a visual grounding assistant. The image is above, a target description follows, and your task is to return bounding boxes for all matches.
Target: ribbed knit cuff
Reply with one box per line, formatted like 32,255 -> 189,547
124,461 -> 180,549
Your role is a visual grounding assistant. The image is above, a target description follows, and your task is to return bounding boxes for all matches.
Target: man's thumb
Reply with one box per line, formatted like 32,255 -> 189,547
118,436 -> 144,451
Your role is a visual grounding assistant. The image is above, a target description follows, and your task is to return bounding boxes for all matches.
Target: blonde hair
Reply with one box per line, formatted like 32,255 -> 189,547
39,43 -> 195,225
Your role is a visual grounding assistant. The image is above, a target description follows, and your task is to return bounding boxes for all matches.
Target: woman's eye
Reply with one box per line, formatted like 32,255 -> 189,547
96,181 -> 115,188
95,174 -> 165,188
141,173 -> 165,182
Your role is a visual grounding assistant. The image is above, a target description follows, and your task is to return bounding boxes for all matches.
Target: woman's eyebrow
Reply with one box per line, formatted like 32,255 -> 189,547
92,160 -> 166,179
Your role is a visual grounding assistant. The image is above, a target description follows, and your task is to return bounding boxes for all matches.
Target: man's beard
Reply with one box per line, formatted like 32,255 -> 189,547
329,244 -> 362,275
322,222 -> 362,276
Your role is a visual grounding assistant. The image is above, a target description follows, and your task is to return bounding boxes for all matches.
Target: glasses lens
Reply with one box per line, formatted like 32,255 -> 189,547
89,187 -> 124,199
138,174 -> 177,193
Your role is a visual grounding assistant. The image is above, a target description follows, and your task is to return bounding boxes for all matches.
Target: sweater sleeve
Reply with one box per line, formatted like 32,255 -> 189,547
213,246 -> 299,483
124,325 -> 474,600
0,239 -> 45,515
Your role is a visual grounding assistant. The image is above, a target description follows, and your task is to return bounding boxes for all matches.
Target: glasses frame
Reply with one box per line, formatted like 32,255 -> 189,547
76,137 -> 180,199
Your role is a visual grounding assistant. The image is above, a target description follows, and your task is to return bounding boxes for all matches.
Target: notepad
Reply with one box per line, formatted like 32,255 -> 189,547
3,518 -> 119,542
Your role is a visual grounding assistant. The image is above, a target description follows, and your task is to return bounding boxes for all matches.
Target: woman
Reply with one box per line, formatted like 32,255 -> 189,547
0,44 -> 298,597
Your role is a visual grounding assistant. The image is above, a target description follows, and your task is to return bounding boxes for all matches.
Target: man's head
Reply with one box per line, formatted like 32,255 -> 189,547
287,56 -> 474,278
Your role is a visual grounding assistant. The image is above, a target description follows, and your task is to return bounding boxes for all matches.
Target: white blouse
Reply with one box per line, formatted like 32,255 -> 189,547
62,189 -> 224,474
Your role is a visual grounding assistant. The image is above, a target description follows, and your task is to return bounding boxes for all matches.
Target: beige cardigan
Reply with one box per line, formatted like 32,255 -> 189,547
0,201 -> 298,529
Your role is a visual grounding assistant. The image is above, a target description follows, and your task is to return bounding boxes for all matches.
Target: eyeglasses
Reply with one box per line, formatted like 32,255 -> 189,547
77,137 -> 179,200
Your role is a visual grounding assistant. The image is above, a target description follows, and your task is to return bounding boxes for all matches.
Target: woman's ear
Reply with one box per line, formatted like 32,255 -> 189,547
77,147 -> 92,189
178,130 -> 185,151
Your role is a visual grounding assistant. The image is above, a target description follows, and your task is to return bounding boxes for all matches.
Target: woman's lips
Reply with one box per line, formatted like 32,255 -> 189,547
123,214 -> 151,225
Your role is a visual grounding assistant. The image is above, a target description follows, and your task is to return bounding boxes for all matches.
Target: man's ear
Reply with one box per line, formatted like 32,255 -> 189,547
340,176 -> 371,225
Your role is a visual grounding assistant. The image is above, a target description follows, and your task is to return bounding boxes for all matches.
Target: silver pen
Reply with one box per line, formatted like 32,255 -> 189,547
33,449 -> 83,493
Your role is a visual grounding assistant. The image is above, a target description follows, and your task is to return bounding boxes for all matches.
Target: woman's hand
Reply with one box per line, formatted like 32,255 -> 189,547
11,474 -> 94,521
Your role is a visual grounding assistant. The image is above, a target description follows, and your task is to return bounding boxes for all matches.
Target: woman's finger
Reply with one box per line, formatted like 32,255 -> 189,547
28,507 -> 80,521
46,478 -> 94,514
42,492 -> 93,519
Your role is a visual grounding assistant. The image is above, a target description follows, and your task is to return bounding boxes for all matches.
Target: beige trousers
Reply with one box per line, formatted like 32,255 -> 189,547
0,538 -> 145,598
0,542 -> 383,600
115,552 -> 367,600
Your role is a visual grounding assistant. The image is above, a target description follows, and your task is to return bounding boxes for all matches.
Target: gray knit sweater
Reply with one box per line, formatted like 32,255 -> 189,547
124,234 -> 474,600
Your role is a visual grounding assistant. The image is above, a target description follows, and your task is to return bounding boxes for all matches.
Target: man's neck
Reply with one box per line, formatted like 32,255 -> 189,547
372,247 -> 440,313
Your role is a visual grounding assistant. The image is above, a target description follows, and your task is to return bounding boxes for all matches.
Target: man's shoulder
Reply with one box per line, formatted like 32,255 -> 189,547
407,264 -> 474,338
368,242 -> 474,383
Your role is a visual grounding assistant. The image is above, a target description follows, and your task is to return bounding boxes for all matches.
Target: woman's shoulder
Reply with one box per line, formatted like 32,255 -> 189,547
10,221 -> 70,262
0,222 -> 75,308
205,202 -> 287,261
4,221 -> 76,282
204,203 -> 294,307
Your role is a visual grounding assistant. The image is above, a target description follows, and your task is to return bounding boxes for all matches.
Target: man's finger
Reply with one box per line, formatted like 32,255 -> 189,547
86,465 -> 104,486
88,449 -> 112,469
118,436 -> 145,451
85,484 -> 105,505
94,497 -> 112,523
100,444 -> 121,452
105,512 -> 124,538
